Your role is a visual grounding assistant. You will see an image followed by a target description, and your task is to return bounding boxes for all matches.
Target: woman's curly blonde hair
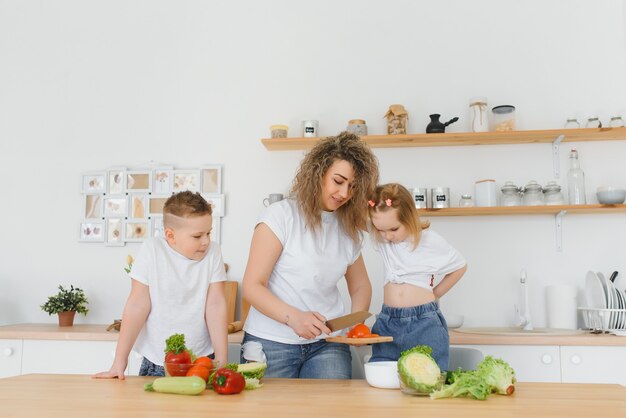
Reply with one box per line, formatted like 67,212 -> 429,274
291,131 -> 379,243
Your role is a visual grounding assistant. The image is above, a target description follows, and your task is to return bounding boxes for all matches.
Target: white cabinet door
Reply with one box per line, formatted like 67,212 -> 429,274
22,340 -> 120,375
561,346 -> 626,385
461,344 -> 561,383
0,339 -> 23,378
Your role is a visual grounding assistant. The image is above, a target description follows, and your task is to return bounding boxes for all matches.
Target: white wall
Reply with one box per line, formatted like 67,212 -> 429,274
1,0 -> 625,329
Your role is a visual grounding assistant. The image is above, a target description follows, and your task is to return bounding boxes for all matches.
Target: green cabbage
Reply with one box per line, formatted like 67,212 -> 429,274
476,356 -> 516,395
237,362 -> 267,381
397,345 -> 442,393
430,371 -> 491,400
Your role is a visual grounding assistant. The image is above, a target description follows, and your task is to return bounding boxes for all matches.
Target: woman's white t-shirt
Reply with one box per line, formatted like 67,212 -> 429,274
373,229 -> 466,290
130,237 -> 227,365
244,199 -> 362,344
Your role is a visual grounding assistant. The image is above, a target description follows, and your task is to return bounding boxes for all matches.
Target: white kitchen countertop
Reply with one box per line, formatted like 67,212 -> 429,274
1,323 -> 625,346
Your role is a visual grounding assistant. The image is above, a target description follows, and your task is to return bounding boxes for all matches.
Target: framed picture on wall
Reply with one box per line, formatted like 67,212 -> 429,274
173,169 -> 201,193
83,194 -> 103,219
103,196 -> 128,218
107,168 -> 126,195
148,196 -> 169,216
151,216 -> 165,238
126,171 -> 151,193
201,165 -> 222,194
79,221 -> 105,242
105,218 -> 125,246
129,194 -> 148,219
125,219 -> 150,242
152,167 -> 173,195
202,194 -> 225,217
81,172 -> 106,194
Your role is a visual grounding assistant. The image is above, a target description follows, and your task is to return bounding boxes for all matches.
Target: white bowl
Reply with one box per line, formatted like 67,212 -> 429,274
364,361 -> 400,389
445,314 -> 464,329
596,187 -> 626,204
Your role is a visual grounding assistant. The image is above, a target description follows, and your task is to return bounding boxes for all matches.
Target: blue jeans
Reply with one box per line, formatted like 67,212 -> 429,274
370,301 -> 450,371
241,333 -> 352,379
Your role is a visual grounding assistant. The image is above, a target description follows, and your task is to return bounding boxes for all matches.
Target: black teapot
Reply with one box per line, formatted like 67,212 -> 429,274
426,114 -> 459,133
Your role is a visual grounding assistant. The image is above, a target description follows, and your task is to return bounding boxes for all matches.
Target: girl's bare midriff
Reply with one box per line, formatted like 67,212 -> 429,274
384,282 -> 435,308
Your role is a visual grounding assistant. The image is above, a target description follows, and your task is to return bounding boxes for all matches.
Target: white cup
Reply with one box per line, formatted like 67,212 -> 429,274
474,179 -> 497,207
263,193 -> 284,207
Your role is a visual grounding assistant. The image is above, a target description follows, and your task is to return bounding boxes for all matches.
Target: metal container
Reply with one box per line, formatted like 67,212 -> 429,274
410,187 -> 428,209
431,187 -> 450,208
302,120 -> 319,137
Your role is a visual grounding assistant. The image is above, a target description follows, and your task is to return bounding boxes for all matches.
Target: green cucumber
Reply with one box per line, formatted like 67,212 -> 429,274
144,376 -> 206,395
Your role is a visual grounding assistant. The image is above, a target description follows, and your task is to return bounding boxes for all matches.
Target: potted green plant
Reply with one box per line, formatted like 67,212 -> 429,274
40,285 -> 89,326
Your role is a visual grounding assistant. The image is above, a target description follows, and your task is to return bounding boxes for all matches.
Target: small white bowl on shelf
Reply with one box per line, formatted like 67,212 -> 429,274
596,187 -> 626,204
364,361 -> 400,389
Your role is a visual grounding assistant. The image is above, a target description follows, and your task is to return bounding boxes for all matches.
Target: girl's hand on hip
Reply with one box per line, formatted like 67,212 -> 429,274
289,311 -> 331,339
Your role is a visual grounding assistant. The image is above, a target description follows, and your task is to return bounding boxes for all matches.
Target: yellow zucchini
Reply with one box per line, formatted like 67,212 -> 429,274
144,376 -> 206,395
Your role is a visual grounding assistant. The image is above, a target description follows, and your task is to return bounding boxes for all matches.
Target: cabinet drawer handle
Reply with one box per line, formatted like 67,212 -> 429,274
541,354 -> 553,365
2,347 -> 13,357
570,354 -> 582,365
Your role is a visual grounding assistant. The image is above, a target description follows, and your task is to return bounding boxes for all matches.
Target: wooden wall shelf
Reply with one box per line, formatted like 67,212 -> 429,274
261,127 -> 626,151
416,204 -> 626,217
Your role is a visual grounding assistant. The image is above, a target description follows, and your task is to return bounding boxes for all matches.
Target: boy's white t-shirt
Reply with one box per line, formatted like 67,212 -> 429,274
130,237 -> 227,365
244,198 -> 362,344
373,229 -> 466,290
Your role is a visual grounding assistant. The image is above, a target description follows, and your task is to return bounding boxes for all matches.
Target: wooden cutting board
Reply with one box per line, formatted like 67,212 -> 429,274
325,336 -> 393,345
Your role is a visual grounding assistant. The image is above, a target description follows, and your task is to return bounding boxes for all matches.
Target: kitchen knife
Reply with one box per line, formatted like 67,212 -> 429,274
325,311 -> 371,332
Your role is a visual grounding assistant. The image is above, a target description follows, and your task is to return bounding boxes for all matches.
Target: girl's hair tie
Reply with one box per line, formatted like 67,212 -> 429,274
385,199 -> 392,207
368,200 -> 376,207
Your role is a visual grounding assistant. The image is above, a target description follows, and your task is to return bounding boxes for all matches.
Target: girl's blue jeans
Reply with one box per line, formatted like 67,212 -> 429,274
370,301 -> 450,371
241,332 -> 352,379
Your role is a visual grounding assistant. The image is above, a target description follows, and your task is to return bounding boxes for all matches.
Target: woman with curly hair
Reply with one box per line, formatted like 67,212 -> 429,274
241,131 -> 379,378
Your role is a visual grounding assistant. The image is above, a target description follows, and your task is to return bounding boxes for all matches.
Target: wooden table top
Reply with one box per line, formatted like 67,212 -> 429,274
1,374 -> 624,418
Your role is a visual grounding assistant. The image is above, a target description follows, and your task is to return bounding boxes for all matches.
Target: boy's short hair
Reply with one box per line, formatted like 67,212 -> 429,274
163,191 -> 212,227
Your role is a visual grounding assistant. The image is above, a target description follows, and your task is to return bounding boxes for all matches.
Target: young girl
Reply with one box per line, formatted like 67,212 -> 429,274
367,183 -> 467,371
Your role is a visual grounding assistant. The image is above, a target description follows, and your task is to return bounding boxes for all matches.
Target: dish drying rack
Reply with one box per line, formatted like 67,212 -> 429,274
579,307 -> 626,333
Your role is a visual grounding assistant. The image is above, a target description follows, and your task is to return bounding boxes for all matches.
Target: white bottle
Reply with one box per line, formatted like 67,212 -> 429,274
567,149 -> 586,205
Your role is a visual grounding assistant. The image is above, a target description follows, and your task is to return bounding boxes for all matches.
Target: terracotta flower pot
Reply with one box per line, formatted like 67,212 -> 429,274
58,311 -> 76,327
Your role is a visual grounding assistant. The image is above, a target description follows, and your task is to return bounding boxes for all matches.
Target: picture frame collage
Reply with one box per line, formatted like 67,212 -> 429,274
80,165 -> 224,246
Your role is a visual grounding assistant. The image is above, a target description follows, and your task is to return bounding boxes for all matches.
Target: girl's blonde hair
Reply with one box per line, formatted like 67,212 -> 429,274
291,131 -> 379,243
367,183 -> 430,250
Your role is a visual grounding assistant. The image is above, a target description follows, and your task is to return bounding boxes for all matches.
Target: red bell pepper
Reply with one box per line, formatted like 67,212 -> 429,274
212,368 -> 246,395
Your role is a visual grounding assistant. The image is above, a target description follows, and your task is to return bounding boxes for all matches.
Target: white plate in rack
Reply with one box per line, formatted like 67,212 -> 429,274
598,272 -> 615,327
585,271 -> 606,309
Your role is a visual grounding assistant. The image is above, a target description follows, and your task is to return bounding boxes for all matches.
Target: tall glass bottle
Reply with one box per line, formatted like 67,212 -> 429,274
567,149 -> 586,205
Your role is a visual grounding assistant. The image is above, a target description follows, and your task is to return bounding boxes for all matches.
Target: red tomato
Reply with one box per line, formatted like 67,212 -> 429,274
194,356 -> 214,370
164,352 -> 193,376
347,323 -> 370,338
186,364 -> 211,382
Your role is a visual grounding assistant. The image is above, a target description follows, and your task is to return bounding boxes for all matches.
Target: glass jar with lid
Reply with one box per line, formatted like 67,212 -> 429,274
609,116 -> 624,128
564,117 -> 580,129
521,180 -> 544,206
543,181 -> 565,205
492,105 -> 516,131
500,181 -> 521,206
585,116 -> 602,128
459,194 -> 474,207
346,119 -> 368,136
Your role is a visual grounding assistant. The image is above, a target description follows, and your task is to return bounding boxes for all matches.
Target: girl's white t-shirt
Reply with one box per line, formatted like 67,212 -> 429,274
244,199 -> 362,344
373,229 -> 466,290
130,237 -> 227,365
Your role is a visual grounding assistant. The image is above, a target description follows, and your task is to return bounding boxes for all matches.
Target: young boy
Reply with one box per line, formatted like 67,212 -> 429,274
94,191 -> 228,379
